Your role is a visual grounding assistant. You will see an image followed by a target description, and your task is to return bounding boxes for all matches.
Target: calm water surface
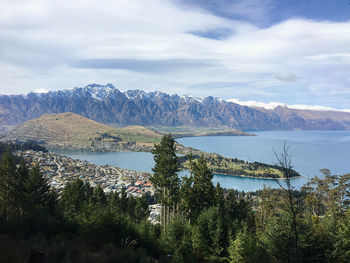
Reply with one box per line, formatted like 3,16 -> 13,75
53,130 -> 350,192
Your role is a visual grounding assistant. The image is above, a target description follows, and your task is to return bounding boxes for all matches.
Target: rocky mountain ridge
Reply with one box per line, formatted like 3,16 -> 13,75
1,83 -> 350,130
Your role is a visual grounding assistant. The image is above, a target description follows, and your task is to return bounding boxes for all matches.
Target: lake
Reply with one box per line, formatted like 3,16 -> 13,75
53,130 -> 350,192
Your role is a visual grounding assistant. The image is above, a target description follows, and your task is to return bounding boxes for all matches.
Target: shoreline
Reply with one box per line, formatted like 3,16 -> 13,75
212,171 -> 302,180
50,146 -> 299,181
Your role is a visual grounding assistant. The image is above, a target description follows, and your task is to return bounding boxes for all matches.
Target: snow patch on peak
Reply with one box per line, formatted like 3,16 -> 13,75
180,94 -> 205,104
150,90 -> 166,99
195,97 -> 206,104
124,89 -> 148,99
80,83 -> 117,100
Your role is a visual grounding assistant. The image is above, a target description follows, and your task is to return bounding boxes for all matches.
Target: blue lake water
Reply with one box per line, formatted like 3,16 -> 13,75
53,130 -> 350,192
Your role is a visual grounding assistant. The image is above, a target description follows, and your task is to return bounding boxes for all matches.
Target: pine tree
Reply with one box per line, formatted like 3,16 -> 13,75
0,151 -> 19,221
109,190 -> 121,212
180,173 -> 194,223
59,178 -> 92,219
133,196 -> 149,222
334,210 -> 350,262
91,184 -> 107,206
23,164 -> 57,219
193,207 -> 227,262
215,183 -> 225,215
151,134 -> 180,230
119,187 -> 128,213
161,217 -> 193,263
179,151 -> 195,223
191,155 -> 215,219
228,227 -> 257,263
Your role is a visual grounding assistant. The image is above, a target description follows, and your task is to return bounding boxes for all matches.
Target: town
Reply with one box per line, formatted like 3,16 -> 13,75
14,149 -> 160,223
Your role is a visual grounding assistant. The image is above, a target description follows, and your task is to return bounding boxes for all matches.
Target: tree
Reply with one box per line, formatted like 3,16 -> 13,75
180,172 -> 194,223
191,155 -> 215,219
151,134 -> 180,230
334,210 -> 350,262
260,210 -> 299,262
192,207 -> 227,262
228,227 -> 258,263
215,183 -> 225,215
133,196 -> 149,222
0,151 -> 19,221
22,164 -> 57,221
272,142 -> 302,261
161,217 -> 193,262
109,190 -> 121,212
59,178 -> 92,219
301,172 -> 350,261
90,184 -> 107,206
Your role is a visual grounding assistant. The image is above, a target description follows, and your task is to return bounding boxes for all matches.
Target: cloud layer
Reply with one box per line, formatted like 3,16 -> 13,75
227,99 -> 350,113
0,0 -> 350,109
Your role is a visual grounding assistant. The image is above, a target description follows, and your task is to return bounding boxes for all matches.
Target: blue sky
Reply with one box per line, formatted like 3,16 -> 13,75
0,0 -> 350,110
178,0 -> 350,27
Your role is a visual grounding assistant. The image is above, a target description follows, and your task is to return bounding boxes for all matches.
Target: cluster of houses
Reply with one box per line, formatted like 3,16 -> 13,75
15,150 -> 155,198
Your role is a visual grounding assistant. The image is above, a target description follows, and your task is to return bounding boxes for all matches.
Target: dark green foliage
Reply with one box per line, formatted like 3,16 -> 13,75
22,164 -> 58,228
59,178 -> 93,219
191,155 -> 215,219
215,183 -> 225,214
133,195 -> 149,222
179,172 -> 194,221
260,211 -> 299,262
334,211 -> 350,262
96,132 -> 122,142
178,152 -> 301,179
193,207 -> 228,262
151,134 -> 180,204
0,151 -> 59,239
0,151 -> 19,221
151,134 -> 180,232
299,215 -> 336,263
108,189 -> 149,222
91,184 -> 107,206
228,227 -> 260,263
161,217 -> 194,263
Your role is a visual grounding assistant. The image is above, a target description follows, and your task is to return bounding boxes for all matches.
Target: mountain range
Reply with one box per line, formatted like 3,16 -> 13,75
1,83 -> 350,130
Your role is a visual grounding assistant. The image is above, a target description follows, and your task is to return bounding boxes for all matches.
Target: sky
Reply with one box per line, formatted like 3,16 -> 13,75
1,0 -> 350,109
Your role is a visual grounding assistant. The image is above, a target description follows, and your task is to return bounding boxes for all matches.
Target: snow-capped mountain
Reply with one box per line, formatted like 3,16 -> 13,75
1,83 -> 350,130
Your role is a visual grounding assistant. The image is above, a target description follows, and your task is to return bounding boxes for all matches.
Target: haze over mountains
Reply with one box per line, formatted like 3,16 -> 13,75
1,83 -> 350,131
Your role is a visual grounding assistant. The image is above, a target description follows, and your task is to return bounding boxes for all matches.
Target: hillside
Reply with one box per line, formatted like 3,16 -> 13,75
1,83 -> 350,130
4,112 -> 162,150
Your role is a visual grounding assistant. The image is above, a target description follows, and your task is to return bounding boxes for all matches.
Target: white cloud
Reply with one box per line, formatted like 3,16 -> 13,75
227,99 -> 286,109
33,88 -> 49,93
226,99 -> 350,112
0,0 -> 350,109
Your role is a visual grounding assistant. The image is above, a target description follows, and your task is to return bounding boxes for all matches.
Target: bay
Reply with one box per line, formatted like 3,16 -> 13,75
53,130 -> 350,192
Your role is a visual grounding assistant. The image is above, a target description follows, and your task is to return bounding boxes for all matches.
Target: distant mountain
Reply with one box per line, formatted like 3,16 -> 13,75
1,83 -> 350,130
4,112 -> 162,149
